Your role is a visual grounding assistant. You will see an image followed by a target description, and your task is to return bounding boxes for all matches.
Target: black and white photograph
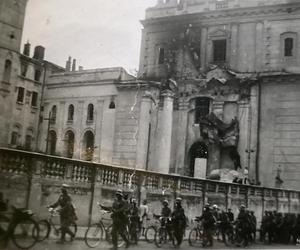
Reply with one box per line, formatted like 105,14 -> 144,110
1,0 -> 300,249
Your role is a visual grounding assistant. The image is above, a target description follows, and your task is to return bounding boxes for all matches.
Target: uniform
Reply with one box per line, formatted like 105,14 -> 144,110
172,205 -> 186,246
111,197 -> 130,249
50,192 -> 76,242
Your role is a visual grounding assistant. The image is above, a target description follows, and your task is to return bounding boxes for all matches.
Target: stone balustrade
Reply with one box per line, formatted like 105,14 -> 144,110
0,147 -> 299,227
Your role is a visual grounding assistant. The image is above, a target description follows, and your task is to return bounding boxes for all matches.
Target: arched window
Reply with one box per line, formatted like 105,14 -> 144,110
10,125 -> 21,146
284,38 -> 294,57
87,104 -> 94,121
68,104 -> 74,121
82,131 -> 94,161
64,130 -> 75,158
50,105 -> 57,124
25,128 -> 34,150
3,60 -> 12,82
47,130 -> 57,155
281,32 -> 297,59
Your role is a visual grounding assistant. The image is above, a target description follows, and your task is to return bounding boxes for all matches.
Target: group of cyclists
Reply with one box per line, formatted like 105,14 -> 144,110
260,210 -> 300,245
2,185 -> 300,249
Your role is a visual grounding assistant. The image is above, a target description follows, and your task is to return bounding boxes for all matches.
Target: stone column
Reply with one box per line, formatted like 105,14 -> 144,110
157,90 -> 174,174
136,94 -> 152,170
200,27 -> 208,72
94,100 -> 104,163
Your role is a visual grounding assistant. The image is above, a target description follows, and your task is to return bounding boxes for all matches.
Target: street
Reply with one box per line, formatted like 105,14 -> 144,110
2,239 -> 300,250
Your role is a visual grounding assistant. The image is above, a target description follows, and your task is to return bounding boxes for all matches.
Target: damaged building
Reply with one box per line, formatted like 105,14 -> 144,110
2,0 -> 300,191
137,0 -> 300,189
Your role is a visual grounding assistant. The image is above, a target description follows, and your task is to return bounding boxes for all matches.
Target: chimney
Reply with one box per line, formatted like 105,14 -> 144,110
65,56 -> 71,71
72,59 -> 76,71
33,45 -> 45,60
79,66 -> 84,71
23,41 -> 31,56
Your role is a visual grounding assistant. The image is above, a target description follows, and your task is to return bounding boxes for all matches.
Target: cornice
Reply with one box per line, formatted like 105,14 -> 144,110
142,3 -> 300,26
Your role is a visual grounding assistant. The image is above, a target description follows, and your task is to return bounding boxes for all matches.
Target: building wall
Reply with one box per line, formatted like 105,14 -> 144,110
40,68 -> 140,166
0,0 -> 27,146
259,76 -> 300,190
140,2 -> 300,78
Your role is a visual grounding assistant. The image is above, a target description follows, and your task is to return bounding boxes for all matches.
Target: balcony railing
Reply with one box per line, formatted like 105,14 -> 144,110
0,147 -> 299,225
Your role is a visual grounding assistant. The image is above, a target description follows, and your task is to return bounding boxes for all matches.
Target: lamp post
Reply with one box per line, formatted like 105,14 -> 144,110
44,111 -> 52,154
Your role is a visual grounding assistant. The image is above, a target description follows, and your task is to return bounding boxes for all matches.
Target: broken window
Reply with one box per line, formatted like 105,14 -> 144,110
284,38 -> 294,57
195,97 -> 210,124
213,39 -> 227,63
17,87 -> 25,103
158,47 -> 165,64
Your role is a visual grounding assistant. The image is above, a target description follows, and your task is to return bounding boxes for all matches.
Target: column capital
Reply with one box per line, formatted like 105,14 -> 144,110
161,90 -> 175,99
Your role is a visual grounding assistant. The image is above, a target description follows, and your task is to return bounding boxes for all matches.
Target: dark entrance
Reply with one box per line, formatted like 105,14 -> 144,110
189,141 -> 208,177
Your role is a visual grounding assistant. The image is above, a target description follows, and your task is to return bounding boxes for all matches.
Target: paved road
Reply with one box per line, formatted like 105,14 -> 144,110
2,240 -> 300,250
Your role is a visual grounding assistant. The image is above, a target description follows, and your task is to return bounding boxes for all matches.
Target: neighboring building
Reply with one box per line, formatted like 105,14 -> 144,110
137,0 -> 300,189
0,0 -> 28,146
0,0 -> 64,150
39,66 -> 147,167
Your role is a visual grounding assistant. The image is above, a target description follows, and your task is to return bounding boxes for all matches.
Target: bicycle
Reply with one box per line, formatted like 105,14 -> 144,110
188,216 -> 207,247
144,214 -> 160,243
37,207 -> 77,242
0,206 -> 39,249
154,216 -> 176,248
84,205 -> 125,248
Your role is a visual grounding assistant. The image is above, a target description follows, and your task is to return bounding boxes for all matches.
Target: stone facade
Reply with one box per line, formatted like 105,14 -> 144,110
137,0 -> 300,190
2,0 -> 300,191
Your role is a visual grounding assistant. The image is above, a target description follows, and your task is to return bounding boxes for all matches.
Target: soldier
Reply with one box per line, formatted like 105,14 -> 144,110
219,210 -> 230,244
199,203 -> 216,247
172,197 -> 186,246
49,184 -> 76,244
111,190 -> 130,250
227,208 -> 234,222
236,205 -> 250,247
129,199 -> 140,244
160,200 -> 173,241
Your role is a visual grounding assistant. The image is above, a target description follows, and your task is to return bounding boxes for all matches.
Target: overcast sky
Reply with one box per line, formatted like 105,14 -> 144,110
22,0 -> 157,73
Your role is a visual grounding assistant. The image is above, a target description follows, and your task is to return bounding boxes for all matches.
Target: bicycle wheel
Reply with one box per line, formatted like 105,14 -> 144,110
84,223 -> 105,248
188,228 -> 204,247
65,222 -> 77,242
154,227 -> 167,248
106,224 -> 125,248
0,215 -> 10,241
36,219 -> 50,242
11,218 -> 39,249
145,225 -> 156,243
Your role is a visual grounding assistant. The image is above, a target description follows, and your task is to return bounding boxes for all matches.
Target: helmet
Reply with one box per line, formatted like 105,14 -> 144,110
131,198 -> 137,204
240,204 -> 246,209
175,197 -> 182,203
205,203 -> 210,208
115,189 -> 123,197
62,184 -> 70,188
162,200 -> 169,205
213,204 -> 218,209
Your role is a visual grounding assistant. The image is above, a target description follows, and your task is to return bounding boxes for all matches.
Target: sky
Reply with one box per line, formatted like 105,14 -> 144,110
22,0 -> 157,74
